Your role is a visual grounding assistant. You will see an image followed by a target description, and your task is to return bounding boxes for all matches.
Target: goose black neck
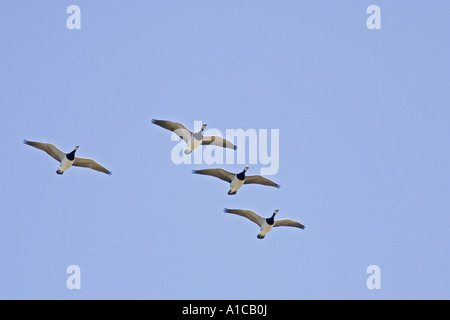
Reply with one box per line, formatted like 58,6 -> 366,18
66,150 -> 77,161
266,214 -> 276,225
236,169 -> 246,181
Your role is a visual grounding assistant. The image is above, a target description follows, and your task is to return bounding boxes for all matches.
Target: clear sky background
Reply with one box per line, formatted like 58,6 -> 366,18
1,1 -> 449,300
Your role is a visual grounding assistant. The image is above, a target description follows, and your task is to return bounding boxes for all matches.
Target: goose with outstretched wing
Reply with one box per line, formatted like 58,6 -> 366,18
224,209 -> 304,239
193,167 -> 280,195
152,119 -> 237,154
24,140 -> 111,176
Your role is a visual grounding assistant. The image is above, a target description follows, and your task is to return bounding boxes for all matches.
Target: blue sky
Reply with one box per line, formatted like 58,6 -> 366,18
0,1 -> 449,299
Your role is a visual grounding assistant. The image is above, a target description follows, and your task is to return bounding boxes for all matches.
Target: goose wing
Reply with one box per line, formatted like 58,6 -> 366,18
274,219 -> 305,229
24,140 -> 65,162
202,136 -> 237,150
224,209 -> 266,227
244,175 -> 280,188
192,168 -> 235,183
73,157 -> 112,175
151,119 -> 192,143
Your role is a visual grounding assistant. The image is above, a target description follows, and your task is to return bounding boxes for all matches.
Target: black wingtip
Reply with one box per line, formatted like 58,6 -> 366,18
223,208 -> 230,213
234,146 -> 237,151
277,184 -> 281,189
151,119 -> 157,124
192,170 -> 197,174
23,139 -> 29,144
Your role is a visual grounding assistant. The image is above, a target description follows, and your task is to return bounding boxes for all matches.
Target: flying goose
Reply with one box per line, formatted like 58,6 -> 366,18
24,140 -> 112,175
193,167 -> 280,195
224,209 -> 305,239
152,119 -> 237,154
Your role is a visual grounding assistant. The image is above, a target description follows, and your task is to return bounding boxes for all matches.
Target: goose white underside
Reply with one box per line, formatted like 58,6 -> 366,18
257,222 -> 273,239
229,176 -> 245,194
57,158 -> 74,174
184,137 -> 202,154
